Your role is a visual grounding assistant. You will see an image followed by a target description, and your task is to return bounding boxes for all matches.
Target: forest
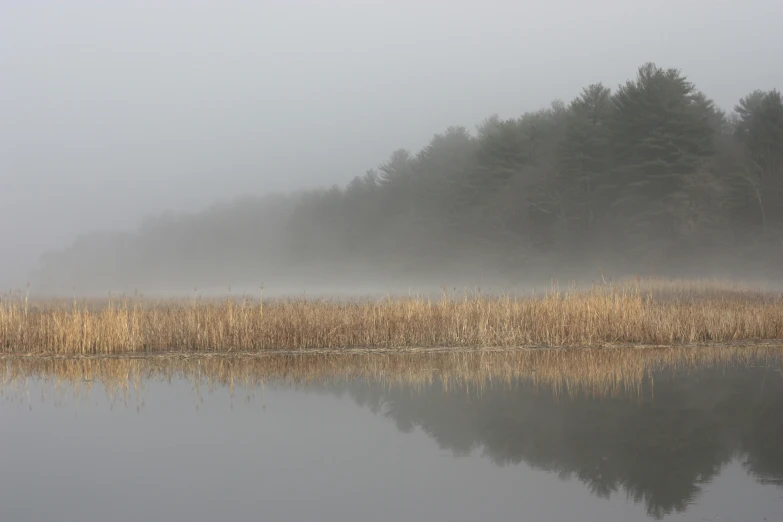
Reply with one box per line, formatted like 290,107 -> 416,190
33,63 -> 783,294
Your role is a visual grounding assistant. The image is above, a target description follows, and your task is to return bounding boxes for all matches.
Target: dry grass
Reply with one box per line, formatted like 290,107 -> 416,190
2,278 -> 783,355
3,345 -> 782,404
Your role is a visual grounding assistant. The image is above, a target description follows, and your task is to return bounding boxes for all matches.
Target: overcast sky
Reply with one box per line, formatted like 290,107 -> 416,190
1,0 -> 781,288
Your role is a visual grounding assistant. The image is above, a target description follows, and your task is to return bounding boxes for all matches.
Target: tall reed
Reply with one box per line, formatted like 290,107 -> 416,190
2,278 -> 782,355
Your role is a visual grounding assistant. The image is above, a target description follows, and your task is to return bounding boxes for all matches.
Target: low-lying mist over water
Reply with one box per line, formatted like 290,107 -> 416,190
4,3 -> 783,522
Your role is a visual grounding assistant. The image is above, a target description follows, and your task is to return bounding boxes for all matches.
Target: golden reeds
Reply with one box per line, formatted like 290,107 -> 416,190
2,278 -> 783,355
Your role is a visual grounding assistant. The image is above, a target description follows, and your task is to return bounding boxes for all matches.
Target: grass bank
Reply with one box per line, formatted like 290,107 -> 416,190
2,278 -> 783,355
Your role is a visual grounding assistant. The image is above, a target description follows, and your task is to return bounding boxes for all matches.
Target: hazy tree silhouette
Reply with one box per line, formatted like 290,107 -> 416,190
32,63 -> 783,293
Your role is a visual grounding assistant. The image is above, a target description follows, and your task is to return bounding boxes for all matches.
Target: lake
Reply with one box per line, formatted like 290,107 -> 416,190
1,349 -> 782,522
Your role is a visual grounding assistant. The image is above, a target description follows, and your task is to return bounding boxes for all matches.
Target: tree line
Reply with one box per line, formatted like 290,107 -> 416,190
34,63 -> 783,293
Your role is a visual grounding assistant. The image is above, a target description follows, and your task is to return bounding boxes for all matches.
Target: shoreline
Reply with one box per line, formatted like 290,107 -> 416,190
3,343 -> 782,401
3,339 -> 783,360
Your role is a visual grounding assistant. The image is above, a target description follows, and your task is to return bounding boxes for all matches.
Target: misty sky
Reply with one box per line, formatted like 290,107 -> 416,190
1,0 -> 781,289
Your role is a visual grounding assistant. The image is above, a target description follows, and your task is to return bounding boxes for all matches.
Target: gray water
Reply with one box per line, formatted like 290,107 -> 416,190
1,362 -> 782,522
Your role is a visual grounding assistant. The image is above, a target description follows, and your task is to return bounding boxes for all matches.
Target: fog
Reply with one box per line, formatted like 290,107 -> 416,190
2,1 -> 782,296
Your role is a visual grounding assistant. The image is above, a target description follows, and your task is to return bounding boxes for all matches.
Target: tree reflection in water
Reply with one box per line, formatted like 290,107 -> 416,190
2,347 -> 782,519
318,362 -> 783,519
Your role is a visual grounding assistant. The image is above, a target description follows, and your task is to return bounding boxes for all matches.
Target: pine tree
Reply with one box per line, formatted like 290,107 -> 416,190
734,89 -> 783,232
608,63 -> 718,257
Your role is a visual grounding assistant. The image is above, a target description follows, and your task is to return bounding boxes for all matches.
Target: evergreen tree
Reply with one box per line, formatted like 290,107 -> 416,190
558,83 -> 614,244
734,89 -> 783,232
609,63 -> 718,259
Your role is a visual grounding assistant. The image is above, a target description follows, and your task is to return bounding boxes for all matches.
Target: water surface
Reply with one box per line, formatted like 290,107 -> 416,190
1,349 -> 782,522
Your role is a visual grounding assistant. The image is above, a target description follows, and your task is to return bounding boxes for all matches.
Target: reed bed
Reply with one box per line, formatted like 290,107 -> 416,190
3,345 -> 782,404
2,278 -> 783,355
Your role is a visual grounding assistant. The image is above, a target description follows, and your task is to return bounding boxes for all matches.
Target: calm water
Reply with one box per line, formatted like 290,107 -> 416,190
1,357 -> 782,522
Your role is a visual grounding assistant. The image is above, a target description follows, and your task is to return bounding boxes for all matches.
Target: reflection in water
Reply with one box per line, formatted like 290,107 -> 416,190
329,365 -> 783,519
2,346 -> 783,520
